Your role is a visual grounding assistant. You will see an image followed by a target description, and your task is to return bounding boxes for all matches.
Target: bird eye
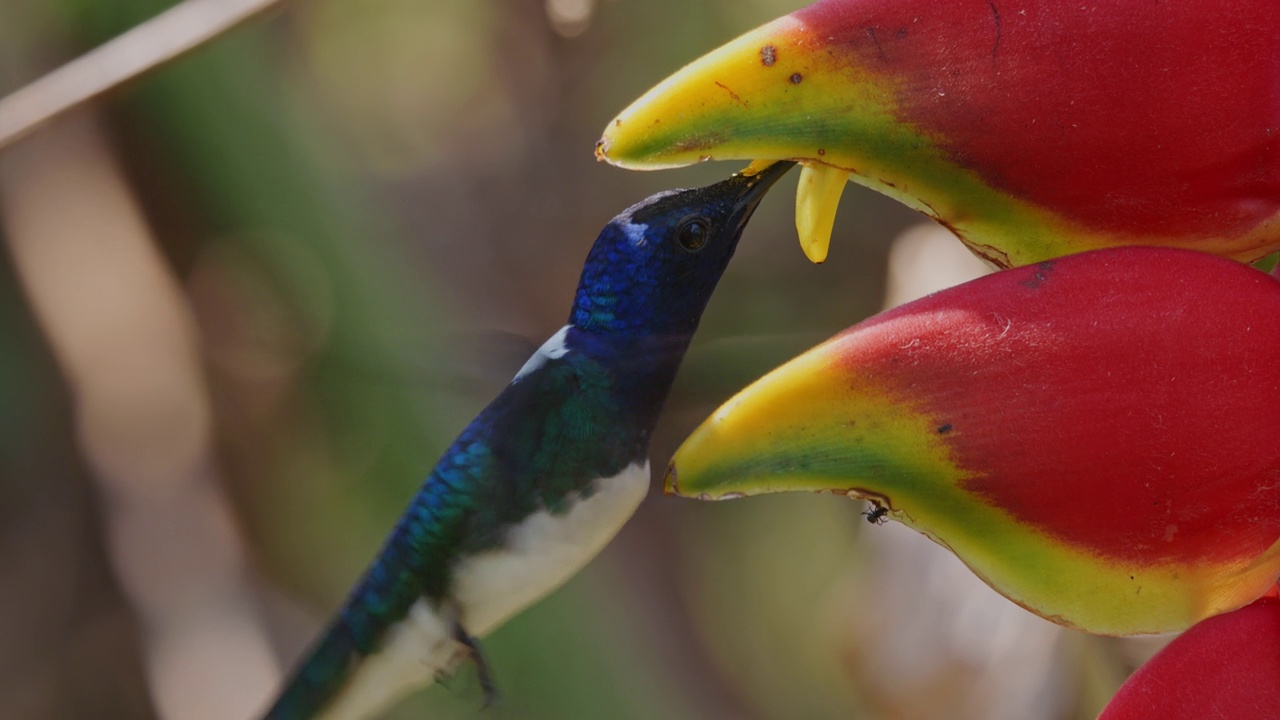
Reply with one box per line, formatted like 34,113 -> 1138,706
676,218 -> 710,252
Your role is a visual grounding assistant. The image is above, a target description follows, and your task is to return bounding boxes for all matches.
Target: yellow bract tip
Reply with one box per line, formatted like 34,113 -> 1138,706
740,159 -> 777,177
795,164 -> 851,264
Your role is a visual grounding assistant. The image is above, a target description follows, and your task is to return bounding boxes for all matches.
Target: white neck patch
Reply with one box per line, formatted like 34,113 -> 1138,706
620,220 -> 649,246
512,324 -> 573,383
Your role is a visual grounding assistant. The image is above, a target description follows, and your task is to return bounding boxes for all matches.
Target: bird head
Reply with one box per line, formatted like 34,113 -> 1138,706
571,161 -> 793,338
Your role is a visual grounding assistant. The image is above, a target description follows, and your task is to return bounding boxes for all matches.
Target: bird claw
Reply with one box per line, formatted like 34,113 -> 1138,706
453,622 -> 499,708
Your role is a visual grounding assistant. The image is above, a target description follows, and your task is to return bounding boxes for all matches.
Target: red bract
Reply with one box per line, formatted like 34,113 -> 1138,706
1099,597 -> 1280,720
667,247 -> 1280,635
791,0 -> 1280,241
599,0 -> 1280,267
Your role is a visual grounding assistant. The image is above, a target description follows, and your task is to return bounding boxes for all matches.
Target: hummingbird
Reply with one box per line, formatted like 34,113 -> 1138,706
262,161 -> 794,720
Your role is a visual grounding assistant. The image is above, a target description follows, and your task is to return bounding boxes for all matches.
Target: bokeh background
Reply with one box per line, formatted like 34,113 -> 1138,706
0,1 -> 1164,718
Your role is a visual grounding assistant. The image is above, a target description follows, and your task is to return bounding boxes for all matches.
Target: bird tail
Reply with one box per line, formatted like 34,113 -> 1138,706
262,596 -> 461,720
261,615 -> 364,720
262,460 -> 472,719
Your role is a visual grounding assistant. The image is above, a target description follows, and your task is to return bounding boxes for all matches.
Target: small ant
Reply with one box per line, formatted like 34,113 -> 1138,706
863,501 -> 889,525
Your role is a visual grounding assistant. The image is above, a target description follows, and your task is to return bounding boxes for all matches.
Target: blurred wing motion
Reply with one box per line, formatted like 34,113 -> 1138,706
667,247 -> 1280,636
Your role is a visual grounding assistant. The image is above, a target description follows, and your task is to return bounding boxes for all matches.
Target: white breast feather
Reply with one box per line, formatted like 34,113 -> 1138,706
317,600 -> 453,720
452,461 -> 650,634
316,462 -> 649,720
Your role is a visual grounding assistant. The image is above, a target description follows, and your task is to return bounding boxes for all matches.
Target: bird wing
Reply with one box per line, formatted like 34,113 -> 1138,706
262,349 -> 632,719
262,417 -> 496,719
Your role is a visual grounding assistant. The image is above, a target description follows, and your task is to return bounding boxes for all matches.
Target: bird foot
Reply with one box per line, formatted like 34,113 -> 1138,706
453,622 -> 499,708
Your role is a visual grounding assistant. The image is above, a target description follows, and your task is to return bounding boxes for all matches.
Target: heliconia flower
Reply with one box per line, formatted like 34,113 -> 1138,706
665,247 -> 1280,636
596,0 -> 1280,267
1098,596 -> 1280,719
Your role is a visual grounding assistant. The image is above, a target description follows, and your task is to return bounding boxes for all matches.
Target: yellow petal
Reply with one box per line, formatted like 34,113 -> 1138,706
740,159 -> 778,177
795,164 -> 850,264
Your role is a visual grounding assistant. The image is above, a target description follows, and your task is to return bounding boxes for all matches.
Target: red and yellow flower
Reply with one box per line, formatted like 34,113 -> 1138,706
666,247 -> 1280,635
598,0 -> 1280,267
1099,596 -> 1280,719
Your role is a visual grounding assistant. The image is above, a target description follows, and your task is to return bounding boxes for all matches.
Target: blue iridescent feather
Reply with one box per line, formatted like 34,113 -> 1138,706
262,162 -> 792,720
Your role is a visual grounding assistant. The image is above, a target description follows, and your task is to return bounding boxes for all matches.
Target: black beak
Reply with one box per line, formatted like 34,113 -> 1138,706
729,161 -> 796,215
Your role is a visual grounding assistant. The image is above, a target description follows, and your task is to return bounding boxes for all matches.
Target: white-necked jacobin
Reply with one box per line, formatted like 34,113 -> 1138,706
261,161 -> 793,720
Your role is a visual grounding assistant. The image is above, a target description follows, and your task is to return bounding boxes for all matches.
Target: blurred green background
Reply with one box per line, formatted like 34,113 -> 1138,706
0,1 -> 1149,718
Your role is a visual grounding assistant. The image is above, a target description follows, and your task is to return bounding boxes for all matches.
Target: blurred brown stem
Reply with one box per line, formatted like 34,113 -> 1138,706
0,0 -> 285,151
